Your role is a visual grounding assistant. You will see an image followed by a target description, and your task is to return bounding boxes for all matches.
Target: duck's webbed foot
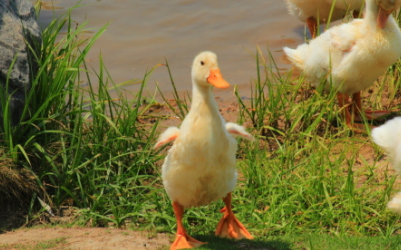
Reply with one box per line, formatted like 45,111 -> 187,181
171,202 -> 206,250
215,193 -> 253,240
171,233 -> 205,250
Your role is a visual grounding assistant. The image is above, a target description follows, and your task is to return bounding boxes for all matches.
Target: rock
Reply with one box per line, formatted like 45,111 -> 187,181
0,0 -> 41,127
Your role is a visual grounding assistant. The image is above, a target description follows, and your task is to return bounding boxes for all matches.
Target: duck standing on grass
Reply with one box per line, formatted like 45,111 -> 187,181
285,0 -> 363,38
372,117 -> 401,213
155,51 -> 254,250
283,0 -> 401,132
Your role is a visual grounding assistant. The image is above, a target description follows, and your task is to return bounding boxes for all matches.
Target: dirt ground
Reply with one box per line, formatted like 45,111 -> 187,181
0,227 -> 171,250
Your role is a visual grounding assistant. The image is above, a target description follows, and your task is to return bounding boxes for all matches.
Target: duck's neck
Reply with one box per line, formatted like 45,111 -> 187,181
365,0 -> 380,25
191,83 -> 220,117
364,0 -> 396,30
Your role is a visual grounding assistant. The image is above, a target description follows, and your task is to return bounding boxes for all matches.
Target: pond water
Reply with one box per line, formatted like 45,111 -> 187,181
34,0 -> 308,97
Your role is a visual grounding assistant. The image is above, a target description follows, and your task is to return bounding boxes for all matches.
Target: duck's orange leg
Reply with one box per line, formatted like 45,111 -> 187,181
171,202 -> 206,250
353,10 -> 361,19
351,92 -> 390,122
306,17 -> 318,38
215,192 -> 253,240
337,93 -> 366,133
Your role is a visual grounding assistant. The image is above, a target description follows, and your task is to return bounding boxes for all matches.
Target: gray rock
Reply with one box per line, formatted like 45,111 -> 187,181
0,0 -> 42,127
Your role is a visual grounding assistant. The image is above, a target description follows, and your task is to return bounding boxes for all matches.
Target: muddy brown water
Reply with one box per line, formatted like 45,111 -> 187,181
34,0 -> 310,99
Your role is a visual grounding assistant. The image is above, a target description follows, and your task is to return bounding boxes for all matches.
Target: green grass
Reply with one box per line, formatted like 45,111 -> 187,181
2,2 -> 401,249
190,234 -> 401,250
0,237 -> 68,250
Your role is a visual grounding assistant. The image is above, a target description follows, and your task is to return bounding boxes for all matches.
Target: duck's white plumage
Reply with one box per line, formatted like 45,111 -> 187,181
157,52 -> 254,248
325,0 -> 364,11
162,120 -> 237,209
285,0 -> 364,38
160,51 -> 250,209
372,117 -> 401,172
284,0 -> 401,95
285,0 -> 347,23
372,117 -> 401,214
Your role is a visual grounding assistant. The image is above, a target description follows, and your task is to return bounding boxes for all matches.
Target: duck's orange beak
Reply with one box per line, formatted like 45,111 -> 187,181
377,7 -> 392,29
207,69 -> 230,89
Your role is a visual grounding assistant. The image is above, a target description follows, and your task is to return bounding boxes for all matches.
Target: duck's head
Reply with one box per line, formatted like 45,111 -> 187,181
377,0 -> 401,11
376,0 -> 401,28
191,51 -> 230,89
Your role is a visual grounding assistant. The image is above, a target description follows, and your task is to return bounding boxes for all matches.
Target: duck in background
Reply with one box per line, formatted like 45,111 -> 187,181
285,0 -> 364,38
372,117 -> 401,214
283,0 -> 401,132
326,0 -> 364,14
155,51 -> 254,249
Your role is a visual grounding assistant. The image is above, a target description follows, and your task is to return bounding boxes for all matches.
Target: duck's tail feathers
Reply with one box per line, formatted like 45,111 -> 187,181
372,117 -> 401,149
225,122 -> 254,141
154,127 -> 180,148
388,191 -> 401,214
283,46 -> 304,69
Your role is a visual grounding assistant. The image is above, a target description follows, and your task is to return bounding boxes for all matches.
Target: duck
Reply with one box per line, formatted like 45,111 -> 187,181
155,51 -> 254,250
285,0 -> 364,38
326,0 -> 364,12
372,117 -> 401,214
283,0 -> 401,131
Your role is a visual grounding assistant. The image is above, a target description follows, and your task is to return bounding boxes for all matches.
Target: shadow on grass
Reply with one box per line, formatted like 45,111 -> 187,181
194,235 -> 292,250
0,203 -> 29,234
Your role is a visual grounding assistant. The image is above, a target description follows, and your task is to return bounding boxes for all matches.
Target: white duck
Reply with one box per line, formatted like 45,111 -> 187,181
285,0 -> 364,38
283,0 -> 401,131
372,117 -> 401,214
326,0 -> 364,12
155,51 -> 254,250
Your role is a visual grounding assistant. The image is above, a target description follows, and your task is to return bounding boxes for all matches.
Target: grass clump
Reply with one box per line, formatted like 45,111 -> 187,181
0,5 -> 164,230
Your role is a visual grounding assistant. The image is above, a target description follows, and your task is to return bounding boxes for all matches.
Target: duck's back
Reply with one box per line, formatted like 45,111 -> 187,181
285,18 -> 401,94
286,0 -> 346,22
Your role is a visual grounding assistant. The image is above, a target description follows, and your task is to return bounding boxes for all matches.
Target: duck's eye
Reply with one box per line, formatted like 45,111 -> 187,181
200,61 -> 204,66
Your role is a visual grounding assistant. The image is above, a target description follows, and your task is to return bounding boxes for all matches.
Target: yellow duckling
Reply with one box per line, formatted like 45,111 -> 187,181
155,51 -> 254,249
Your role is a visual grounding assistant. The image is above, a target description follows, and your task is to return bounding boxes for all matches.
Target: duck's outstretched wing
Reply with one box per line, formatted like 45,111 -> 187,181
154,127 -> 180,148
225,122 -> 254,141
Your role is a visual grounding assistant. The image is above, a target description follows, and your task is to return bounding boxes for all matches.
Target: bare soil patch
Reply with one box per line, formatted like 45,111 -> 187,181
0,227 -> 171,250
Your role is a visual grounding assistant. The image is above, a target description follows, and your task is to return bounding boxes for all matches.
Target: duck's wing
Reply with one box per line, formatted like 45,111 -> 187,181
306,21 -> 362,79
225,123 -> 254,141
329,20 -> 363,52
154,127 -> 180,148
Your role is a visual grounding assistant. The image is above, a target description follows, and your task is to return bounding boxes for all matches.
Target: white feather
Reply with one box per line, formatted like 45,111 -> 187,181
154,127 -> 180,149
388,192 -> 401,214
284,0 -> 361,23
372,117 -> 401,214
372,117 -> 401,173
325,0 -> 364,12
225,122 -> 254,141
